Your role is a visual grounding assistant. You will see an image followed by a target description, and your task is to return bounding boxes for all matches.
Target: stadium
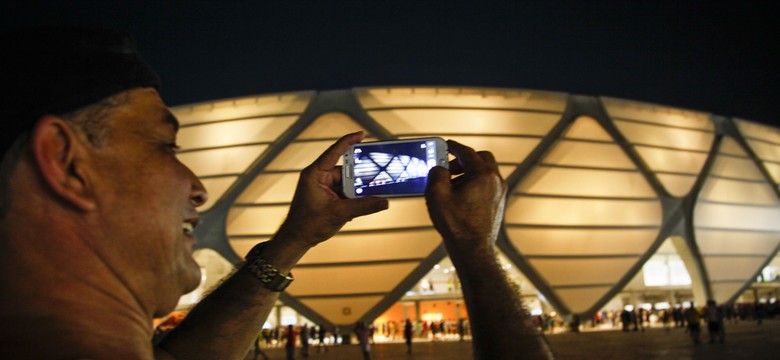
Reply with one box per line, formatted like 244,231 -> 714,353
172,86 -> 780,329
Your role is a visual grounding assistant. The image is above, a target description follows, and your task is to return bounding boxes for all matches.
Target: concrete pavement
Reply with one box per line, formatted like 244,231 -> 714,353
250,318 -> 780,359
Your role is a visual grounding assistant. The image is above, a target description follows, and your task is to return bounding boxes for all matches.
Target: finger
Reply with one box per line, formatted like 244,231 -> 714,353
341,196 -> 389,219
313,131 -> 365,170
448,158 -> 464,175
327,166 -> 346,196
476,151 -> 499,169
425,166 -> 452,200
446,140 -> 485,173
328,166 -> 343,185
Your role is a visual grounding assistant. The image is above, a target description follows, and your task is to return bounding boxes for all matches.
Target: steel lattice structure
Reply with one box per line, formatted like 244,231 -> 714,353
173,87 -> 780,327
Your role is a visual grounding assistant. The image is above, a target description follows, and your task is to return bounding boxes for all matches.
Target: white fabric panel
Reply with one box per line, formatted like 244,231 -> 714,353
699,178 -> 778,205
506,197 -> 662,226
177,145 -> 267,177
343,198 -> 431,231
370,109 -> 560,136
615,120 -> 713,151
227,206 -> 288,236
298,113 -> 367,139
562,116 -> 611,141
199,177 -> 238,211
172,92 -> 313,125
265,141 -> 335,171
746,139 -> 780,163
237,173 -> 299,204
298,230 -> 442,264
555,286 -> 612,314
288,263 -> 418,296
356,87 -> 567,112
601,97 -> 712,130
655,237 -> 678,254
498,165 -> 517,179
178,116 -> 296,149
655,174 -> 697,197
763,162 -> 780,185
694,202 -> 780,231
709,155 -> 766,180
695,230 -> 780,255
507,228 -> 657,256
542,141 -> 635,169
300,296 -> 384,326
736,119 -> 780,144
439,136 -> 540,164
711,282 -> 747,304
531,259 -> 635,286
634,146 -> 707,174
704,257 -> 765,281
516,167 -> 656,198
718,137 -> 746,156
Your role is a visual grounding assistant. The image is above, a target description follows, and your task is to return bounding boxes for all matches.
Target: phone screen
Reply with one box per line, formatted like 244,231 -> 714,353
349,138 -> 445,197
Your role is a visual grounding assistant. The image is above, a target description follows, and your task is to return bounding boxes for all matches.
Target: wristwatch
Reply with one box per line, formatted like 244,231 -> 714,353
245,242 -> 294,292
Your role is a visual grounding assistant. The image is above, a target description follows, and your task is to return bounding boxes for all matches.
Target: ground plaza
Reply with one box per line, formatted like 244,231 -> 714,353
249,318 -> 780,360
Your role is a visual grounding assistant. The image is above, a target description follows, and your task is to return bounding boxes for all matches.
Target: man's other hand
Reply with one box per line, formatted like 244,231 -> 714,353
425,140 -> 507,256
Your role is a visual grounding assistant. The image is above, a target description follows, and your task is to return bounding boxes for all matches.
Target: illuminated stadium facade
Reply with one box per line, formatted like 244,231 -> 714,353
171,87 -> 780,327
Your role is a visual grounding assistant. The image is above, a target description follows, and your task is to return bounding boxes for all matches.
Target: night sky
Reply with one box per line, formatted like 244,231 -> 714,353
3,1 -> 778,126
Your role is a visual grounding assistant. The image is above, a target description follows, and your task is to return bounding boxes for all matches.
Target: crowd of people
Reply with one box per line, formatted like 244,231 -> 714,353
587,300 -> 780,332
149,297 -> 780,359
371,319 -> 470,341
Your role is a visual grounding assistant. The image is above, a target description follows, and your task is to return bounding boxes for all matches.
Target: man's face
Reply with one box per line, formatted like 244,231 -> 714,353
86,88 -> 207,316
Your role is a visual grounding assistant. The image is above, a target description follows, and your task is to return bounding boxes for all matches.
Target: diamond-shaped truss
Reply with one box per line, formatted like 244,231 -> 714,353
174,87 -> 780,326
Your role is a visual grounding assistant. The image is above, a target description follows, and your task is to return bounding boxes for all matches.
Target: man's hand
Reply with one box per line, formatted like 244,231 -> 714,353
425,141 -> 554,360
425,140 -> 507,256
276,132 -> 389,250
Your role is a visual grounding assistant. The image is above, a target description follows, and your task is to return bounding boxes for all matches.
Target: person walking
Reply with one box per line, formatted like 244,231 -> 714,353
316,324 -> 328,353
354,321 -> 372,360
684,303 -> 702,344
404,319 -> 413,354
704,300 -> 725,343
252,334 -> 270,360
285,325 -> 297,360
300,323 -> 310,358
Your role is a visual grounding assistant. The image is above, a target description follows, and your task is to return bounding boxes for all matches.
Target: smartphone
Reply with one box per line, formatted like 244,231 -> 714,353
342,137 -> 448,198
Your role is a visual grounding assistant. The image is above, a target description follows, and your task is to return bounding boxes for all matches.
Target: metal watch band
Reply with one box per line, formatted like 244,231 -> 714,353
245,242 -> 294,292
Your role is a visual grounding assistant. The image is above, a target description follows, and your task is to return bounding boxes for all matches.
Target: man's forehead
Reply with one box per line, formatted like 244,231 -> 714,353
124,88 -> 179,133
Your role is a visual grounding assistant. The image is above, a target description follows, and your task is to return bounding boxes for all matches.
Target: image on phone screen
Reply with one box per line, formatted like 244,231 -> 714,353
350,139 -> 443,197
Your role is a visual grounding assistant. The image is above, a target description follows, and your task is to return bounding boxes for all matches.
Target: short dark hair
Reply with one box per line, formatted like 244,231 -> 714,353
0,26 -> 159,219
0,26 -> 160,158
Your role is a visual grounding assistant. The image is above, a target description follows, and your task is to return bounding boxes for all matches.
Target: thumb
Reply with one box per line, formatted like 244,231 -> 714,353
342,196 -> 389,220
425,166 -> 452,201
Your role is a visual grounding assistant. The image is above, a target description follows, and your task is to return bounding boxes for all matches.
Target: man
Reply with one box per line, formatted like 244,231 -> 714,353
703,300 -> 725,343
316,324 -> 328,353
284,325 -> 297,360
684,302 -> 702,344
354,321 -> 372,360
404,319 -> 413,353
0,27 -> 553,359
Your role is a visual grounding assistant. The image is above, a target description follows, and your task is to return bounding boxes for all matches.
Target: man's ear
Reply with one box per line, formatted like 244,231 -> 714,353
30,115 -> 97,212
